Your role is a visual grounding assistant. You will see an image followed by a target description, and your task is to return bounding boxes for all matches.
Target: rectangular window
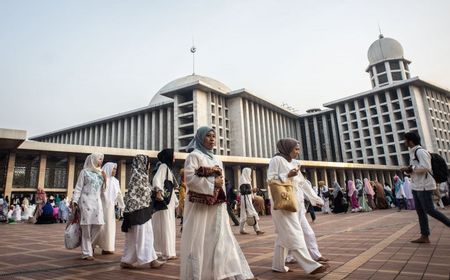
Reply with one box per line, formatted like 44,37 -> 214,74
376,62 -> 386,73
389,61 -> 400,70
392,72 -> 403,81
378,74 -> 388,84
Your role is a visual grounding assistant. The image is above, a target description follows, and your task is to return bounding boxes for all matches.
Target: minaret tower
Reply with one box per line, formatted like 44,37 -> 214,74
366,34 -> 411,88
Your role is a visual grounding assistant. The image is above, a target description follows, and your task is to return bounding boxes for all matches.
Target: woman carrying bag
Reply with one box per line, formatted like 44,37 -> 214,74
268,138 -> 327,275
239,167 -> 264,235
151,148 -> 178,260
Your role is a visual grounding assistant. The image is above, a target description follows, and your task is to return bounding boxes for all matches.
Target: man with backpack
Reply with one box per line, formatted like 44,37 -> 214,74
401,132 -> 450,244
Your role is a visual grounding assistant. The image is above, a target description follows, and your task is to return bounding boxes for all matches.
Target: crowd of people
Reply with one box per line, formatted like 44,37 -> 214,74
0,192 -> 70,224
1,128 -> 449,279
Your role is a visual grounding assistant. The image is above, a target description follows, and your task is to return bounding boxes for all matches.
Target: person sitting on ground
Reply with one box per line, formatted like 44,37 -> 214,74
36,200 -> 58,224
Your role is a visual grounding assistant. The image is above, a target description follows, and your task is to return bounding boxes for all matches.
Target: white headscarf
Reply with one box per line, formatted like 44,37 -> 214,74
102,162 -> 120,204
83,153 -> 104,174
239,167 -> 252,186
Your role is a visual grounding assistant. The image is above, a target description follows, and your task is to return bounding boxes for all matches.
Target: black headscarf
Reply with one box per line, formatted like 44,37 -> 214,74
157,149 -> 174,169
275,138 -> 300,162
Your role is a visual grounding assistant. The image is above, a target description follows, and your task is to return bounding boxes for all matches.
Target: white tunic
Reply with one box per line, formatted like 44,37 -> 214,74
180,150 -> 254,280
95,177 -> 124,251
267,156 -> 322,250
72,170 -> 105,226
152,163 -> 178,258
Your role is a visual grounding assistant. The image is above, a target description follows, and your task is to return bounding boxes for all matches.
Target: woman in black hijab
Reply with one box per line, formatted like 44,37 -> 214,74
152,148 -> 178,260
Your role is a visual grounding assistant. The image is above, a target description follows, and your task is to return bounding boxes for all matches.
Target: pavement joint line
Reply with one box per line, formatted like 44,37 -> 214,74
0,260 -> 120,277
320,222 -> 416,280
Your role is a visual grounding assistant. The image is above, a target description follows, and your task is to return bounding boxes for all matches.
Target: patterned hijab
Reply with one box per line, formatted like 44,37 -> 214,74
83,153 -> 104,174
187,126 -> 215,159
124,155 -> 152,213
275,138 -> 299,162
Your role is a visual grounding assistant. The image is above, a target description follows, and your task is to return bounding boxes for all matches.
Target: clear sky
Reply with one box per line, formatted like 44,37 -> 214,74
1,0 -> 449,137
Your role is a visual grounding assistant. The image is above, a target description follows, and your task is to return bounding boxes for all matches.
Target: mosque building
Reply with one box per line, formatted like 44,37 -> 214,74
31,34 -> 450,167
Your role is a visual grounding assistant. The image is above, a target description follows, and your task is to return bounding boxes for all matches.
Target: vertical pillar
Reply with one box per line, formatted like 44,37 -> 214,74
322,168 -> 329,186
4,152 -> 16,198
119,160 -> 127,194
330,169 -> 337,185
37,154 -> 47,190
311,168 -> 318,187
159,109 -> 164,150
233,166 -> 241,191
66,155 -> 76,199
130,116 -> 136,149
144,112 -> 150,150
252,168 -> 257,189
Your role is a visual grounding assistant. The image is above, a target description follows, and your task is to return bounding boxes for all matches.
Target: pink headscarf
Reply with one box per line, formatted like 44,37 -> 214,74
347,180 -> 356,197
363,178 -> 375,197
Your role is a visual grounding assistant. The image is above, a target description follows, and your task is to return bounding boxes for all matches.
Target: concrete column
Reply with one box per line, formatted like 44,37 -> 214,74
105,122 -> 111,147
159,109 -> 164,150
260,106 -> 268,158
330,169 -> 337,185
304,118 -> 313,160
117,119 -> 123,148
151,111 -> 156,150
124,118 -> 129,149
66,155 -> 76,199
252,169 -> 257,189
3,152 -> 16,198
322,114 -> 332,161
119,160 -> 127,194
261,167 -> 268,189
99,124 -> 105,146
322,168 -> 329,186
144,112 -> 150,150
269,110 -> 276,157
312,168 -> 318,187
37,154 -> 47,190
334,106 -> 347,162
167,107 -> 173,148
136,114 -> 142,149
94,125 -> 99,146
255,104 -> 262,157
313,116 -> 322,161
233,166 -> 241,191
111,121 -> 117,147
378,171 -> 385,185
83,128 -> 88,145
130,116 -> 136,149
250,102 -> 257,157
338,169 -> 346,188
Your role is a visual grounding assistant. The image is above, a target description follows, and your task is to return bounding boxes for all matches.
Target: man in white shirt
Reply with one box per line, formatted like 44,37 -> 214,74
400,132 -> 450,244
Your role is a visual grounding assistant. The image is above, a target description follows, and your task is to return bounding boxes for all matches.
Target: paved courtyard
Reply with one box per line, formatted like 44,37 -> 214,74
0,208 -> 449,280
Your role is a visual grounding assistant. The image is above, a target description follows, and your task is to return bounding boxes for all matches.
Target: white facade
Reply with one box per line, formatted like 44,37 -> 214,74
31,36 -> 450,166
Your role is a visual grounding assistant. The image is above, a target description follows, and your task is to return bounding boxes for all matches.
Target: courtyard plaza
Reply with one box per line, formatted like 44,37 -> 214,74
0,208 -> 449,280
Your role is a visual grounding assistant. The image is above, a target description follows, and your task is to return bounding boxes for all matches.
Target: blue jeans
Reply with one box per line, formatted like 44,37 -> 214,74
412,190 -> 450,236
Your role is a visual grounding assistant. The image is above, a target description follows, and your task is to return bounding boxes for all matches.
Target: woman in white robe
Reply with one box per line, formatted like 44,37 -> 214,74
95,162 -> 125,254
319,181 -> 331,214
180,126 -> 255,280
72,153 -> 106,260
120,155 -> 164,269
152,149 -> 179,260
239,167 -> 264,235
268,138 -> 326,275
21,197 -> 32,220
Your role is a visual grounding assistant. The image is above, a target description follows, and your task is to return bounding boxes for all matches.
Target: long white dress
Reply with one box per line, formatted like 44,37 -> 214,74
268,156 -> 322,274
96,177 -> 124,252
152,163 -> 178,258
180,150 -> 254,280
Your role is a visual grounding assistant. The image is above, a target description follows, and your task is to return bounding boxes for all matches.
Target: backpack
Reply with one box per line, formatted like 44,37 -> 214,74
414,148 -> 449,183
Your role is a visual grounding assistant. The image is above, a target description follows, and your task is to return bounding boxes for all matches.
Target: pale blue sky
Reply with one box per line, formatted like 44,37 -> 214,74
1,0 -> 449,136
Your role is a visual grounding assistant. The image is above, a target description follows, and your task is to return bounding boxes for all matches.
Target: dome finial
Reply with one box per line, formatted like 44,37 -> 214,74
190,36 -> 196,75
378,23 -> 384,39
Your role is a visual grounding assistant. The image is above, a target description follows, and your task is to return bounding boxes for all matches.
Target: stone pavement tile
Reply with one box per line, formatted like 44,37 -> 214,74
368,271 -> 398,280
394,271 -> 423,280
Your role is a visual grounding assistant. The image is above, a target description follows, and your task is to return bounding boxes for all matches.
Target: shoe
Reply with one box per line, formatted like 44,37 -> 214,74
316,256 -> 329,262
256,231 -> 265,235
102,250 -> 114,255
310,265 -> 328,274
120,262 -> 135,269
150,259 -> 165,269
167,256 -> 178,260
272,267 -> 294,273
240,231 -> 249,235
82,256 -> 95,261
411,236 -> 430,244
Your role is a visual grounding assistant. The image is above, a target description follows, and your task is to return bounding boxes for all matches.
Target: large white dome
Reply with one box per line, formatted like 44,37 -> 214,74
149,74 -> 231,106
367,35 -> 404,65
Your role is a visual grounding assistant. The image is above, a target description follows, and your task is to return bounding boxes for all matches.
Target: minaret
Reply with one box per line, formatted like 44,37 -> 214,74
366,34 -> 411,88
